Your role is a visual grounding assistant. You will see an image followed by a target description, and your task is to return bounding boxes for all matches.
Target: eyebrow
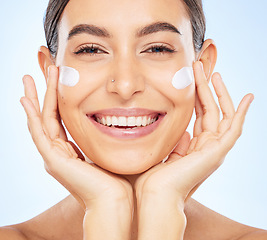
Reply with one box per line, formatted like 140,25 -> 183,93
67,21 -> 181,40
68,24 -> 111,39
136,22 -> 182,37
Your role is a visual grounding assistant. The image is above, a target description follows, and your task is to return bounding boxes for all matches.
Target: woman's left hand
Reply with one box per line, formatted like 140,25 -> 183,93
135,61 -> 254,205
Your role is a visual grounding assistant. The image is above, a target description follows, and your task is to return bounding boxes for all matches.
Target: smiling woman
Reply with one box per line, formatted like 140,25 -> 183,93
41,0 -> 199,175
0,0 -> 266,240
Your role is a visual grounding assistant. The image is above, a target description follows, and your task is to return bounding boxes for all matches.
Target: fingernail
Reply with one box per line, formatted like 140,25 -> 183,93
22,75 -> 27,85
249,94 -> 254,104
20,98 -> 25,109
213,72 -> 221,81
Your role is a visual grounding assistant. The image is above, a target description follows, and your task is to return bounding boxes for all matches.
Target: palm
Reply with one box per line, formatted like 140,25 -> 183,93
21,66 -> 132,209
135,62 -> 253,201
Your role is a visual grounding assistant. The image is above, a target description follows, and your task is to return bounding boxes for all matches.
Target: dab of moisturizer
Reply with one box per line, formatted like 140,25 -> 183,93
171,67 -> 194,90
59,66 -> 80,87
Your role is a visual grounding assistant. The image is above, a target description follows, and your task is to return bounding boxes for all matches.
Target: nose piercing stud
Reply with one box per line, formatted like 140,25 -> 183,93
111,79 -> 115,83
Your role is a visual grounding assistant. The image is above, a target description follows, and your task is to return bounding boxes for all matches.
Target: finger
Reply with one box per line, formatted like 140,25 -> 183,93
166,132 -> 191,163
20,97 -> 50,155
43,67 -> 68,141
59,124 -> 68,141
220,94 -> 254,152
53,138 -> 73,158
68,141 -> 85,161
187,137 -> 198,154
194,61 -> 220,132
49,140 -> 84,164
23,75 -> 41,113
193,94 -> 203,137
49,111 -> 68,142
173,131 -> 191,157
212,73 -> 235,135
42,65 -> 61,140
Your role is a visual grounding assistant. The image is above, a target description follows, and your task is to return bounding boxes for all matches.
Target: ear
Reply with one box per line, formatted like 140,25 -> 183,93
38,46 -> 55,83
196,39 -> 217,82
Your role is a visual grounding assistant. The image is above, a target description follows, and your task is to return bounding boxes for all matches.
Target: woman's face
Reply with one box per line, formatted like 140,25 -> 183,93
55,0 -> 196,174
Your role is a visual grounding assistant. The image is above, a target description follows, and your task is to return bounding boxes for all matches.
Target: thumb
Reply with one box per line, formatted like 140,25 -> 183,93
166,131 -> 191,163
68,141 -> 85,161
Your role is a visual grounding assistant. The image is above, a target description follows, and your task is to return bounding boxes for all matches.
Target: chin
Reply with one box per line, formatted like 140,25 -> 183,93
85,152 -> 163,175
109,163 -> 153,175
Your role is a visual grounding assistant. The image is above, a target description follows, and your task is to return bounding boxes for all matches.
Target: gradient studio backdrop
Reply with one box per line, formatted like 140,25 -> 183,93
0,0 -> 266,228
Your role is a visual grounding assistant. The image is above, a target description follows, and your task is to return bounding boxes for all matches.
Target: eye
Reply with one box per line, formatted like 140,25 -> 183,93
74,44 -> 107,55
142,44 -> 176,55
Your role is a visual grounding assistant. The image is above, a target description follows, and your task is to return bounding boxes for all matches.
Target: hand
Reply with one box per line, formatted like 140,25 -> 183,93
135,61 -> 254,204
20,65 -> 133,210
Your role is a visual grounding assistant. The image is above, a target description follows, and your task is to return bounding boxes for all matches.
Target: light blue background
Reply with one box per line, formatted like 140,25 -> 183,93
0,0 -> 266,229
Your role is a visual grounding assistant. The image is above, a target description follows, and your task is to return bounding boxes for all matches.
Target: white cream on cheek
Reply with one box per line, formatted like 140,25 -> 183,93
171,67 -> 194,90
58,66 -> 194,89
160,67 -> 194,162
59,66 -> 80,87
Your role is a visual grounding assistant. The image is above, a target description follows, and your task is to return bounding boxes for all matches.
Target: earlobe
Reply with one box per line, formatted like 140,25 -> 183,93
196,39 -> 217,82
38,46 -> 55,82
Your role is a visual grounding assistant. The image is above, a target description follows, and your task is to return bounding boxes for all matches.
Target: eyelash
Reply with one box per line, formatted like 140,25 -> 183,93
74,44 -> 176,56
74,44 -> 106,55
142,44 -> 176,55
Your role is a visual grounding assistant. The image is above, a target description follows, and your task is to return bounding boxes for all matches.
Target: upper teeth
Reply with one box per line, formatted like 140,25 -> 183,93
95,115 -> 158,127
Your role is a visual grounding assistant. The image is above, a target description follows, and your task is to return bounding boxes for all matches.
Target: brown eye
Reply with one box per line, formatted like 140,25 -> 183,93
143,44 -> 176,54
74,44 -> 106,55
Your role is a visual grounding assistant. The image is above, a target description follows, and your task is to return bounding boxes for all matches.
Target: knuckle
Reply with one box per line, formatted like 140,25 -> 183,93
224,107 -> 235,119
237,128 -> 243,137
27,122 -> 32,133
232,127 -> 242,138
44,162 -> 52,174
195,110 -> 203,119
214,157 -> 224,169
202,105 -> 208,115
224,112 -> 234,120
213,161 -> 222,172
44,160 -> 56,176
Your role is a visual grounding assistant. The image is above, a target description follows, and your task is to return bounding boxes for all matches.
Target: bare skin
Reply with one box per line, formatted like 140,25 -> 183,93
1,0 -> 267,239
2,63 -> 266,239
2,195 -> 266,240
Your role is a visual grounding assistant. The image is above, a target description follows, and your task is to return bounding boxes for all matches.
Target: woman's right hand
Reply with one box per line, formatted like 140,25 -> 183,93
20,65 -> 133,211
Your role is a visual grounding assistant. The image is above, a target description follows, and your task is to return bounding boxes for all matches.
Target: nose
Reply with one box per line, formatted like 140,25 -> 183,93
106,55 -> 145,100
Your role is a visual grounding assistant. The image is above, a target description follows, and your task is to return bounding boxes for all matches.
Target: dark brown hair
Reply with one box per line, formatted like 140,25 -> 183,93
44,0 -> 206,58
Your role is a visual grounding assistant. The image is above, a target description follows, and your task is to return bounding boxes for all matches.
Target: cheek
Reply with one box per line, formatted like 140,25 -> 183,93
59,66 -> 80,87
141,64 -> 195,159
144,63 -> 195,105
162,86 -> 195,160
152,66 -> 195,142
171,67 -> 194,90
57,66 -> 108,142
57,66 -> 107,108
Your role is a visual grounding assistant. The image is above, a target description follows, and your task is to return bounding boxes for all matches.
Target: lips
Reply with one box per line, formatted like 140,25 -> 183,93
87,108 -> 166,139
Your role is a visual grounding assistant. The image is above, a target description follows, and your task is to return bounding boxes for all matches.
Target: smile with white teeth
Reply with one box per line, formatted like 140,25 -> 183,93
94,115 -> 159,128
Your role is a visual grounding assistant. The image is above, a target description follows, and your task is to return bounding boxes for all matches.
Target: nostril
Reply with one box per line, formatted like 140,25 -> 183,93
106,75 -> 145,100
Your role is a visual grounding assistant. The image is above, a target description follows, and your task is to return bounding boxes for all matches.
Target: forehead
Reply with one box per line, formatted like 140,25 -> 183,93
60,0 -> 190,35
